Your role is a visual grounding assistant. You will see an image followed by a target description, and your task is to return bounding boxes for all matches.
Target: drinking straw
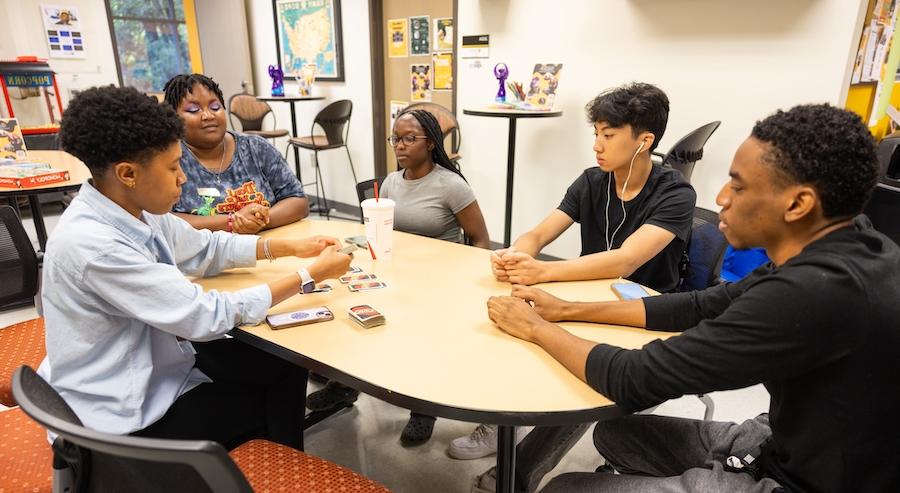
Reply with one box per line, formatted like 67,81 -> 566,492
374,181 -> 379,202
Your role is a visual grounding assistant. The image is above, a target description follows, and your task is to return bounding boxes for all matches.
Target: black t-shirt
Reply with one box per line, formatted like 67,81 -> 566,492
557,165 -> 696,292
586,216 -> 900,492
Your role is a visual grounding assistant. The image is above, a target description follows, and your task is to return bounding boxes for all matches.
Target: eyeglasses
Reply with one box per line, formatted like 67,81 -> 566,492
387,135 -> 428,146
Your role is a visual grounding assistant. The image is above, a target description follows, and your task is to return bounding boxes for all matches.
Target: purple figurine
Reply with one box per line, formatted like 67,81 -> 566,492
493,63 -> 509,103
268,64 -> 284,97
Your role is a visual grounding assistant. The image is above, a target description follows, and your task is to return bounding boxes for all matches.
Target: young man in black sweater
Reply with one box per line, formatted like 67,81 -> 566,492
486,104 -> 900,492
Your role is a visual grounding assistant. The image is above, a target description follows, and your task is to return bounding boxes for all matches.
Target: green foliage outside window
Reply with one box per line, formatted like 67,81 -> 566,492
107,0 -> 191,92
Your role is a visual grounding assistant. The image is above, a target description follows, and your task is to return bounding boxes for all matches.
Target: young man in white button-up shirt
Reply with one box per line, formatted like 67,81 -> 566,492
37,85 -> 351,450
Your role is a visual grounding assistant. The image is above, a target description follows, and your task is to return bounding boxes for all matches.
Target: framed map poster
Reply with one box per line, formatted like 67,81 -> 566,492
273,0 -> 344,81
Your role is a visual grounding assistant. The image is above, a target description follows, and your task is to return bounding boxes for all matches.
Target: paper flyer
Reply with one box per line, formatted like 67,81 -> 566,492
409,15 -> 430,55
433,52 -> 452,90
410,64 -> 432,102
388,18 -> 409,58
434,18 -> 453,51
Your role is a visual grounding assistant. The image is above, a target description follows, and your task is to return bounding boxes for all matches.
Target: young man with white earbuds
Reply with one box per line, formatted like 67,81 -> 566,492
455,84 -> 697,482
489,82 -> 695,294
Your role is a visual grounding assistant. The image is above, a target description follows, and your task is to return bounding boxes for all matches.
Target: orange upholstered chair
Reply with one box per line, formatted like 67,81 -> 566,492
13,366 -> 392,493
0,407 -> 53,493
0,317 -> 46,407
230,439 -> 390,493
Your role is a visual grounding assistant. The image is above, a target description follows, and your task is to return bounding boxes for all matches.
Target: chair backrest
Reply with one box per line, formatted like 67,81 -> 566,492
0,205 -> 39,308
659,121 -> 721,182
228,93 -> 273,133
12,366 -> 253,493
356,177 -> 386,224
679,207 -> 729,292
312,99 -> 353,146
404,102 -> 461,155
864,183 -> 900,246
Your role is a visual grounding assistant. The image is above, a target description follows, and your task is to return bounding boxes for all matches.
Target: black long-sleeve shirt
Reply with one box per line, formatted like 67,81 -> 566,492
585,216 -> 900,492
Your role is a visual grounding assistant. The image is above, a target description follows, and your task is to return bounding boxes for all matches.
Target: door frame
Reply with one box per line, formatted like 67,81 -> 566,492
368,0 -> 458,177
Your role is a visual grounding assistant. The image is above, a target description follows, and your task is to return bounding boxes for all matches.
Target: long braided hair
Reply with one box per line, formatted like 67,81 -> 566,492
397,109 -> 466,181
162,74 -> 225,110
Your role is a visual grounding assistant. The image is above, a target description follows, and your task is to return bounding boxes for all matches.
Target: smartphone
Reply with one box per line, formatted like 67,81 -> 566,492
611,282 -> 651,301
339,244 -> 358,255
266,306 -> 334,330
345,235 -> 368,248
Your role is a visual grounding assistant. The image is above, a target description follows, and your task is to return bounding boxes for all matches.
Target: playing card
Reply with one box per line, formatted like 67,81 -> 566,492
346,266 -> 363,274
311,283 -> 332,293
348,281 -> 387,292
340,273 -> 378,284
348,304 -> 386,328
349,304 -> 382,322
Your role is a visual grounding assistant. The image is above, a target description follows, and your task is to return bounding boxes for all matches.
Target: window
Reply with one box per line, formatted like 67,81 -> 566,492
105,0 -> 199,92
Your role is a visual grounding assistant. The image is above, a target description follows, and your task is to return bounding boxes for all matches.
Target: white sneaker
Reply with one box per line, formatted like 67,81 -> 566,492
449,424 -> 529,460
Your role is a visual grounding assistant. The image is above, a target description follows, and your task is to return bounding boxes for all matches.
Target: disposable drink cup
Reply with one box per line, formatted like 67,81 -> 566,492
361,198 -> 394,260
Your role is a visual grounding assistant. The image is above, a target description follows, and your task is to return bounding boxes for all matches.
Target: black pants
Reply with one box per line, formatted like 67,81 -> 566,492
132,338 -> 308,450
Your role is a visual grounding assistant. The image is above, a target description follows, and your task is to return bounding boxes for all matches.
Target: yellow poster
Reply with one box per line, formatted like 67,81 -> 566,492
388,18 -> 408,58
433,52 -> 452,90
410,64 -> 431,102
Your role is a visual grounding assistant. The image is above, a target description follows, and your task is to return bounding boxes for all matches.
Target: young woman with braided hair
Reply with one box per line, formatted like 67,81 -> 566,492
163,74 -> 309,234
307,108 -> 490,446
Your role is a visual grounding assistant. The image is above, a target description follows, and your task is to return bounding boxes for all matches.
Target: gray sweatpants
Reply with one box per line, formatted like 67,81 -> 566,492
541,414 -> 782,493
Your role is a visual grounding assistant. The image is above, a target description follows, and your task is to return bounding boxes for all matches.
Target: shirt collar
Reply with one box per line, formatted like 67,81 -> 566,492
77,181 -> 154,245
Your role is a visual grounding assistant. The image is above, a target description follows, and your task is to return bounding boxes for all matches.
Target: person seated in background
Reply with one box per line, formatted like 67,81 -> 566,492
308,108 -> 491,447
456,83 -> 696,468
38,85 -> 352,450
486,104 -> 900,492
164,74 -> 309,234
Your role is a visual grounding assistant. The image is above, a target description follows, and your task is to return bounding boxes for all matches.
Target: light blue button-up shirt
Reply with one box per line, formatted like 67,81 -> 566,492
37,181 -> 272,435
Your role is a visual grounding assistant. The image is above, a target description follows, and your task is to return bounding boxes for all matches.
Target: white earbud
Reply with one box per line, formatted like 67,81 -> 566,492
637,141 -> 646,154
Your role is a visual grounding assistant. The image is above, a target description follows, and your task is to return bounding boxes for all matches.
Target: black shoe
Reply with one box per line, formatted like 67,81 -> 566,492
306,381 -> 359,411
401,413 -> 436,447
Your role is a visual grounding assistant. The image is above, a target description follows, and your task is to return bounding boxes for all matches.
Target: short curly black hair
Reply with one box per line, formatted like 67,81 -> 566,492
752,104 -> 878,219
585,82 -> 669,152
59,85 -> 183,175
162,73 -> 225,110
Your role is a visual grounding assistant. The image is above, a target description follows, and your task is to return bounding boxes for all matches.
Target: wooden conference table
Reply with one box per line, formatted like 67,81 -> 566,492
197,220 -> 674,493
0,150 -> 91,252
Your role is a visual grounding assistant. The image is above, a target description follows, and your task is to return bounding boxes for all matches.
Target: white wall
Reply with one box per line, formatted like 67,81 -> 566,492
244,0 -> 375,208
0,0 -> 118,123
457,0 -> 866,257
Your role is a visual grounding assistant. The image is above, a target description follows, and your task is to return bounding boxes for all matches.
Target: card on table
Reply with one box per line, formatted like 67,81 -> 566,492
339,273 -> 378,284
311,283 -> 333,293
348,304 -> 386,328
348,281 -> 387,292
346,266 -> 363,274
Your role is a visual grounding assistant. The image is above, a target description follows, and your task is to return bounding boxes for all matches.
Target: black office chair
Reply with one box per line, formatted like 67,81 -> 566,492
405,102 -> 463,169
355,177 -> 387,224
12,365 -> 391,493
0,205 -> 39,309
286,100 -> 358,219
680,207 -> 729,293
677,206 -> 728,421
227,93 -> 290,142
653,121 -> 721,182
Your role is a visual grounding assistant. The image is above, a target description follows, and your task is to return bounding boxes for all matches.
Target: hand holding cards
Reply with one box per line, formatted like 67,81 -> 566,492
348,304 -> 386,328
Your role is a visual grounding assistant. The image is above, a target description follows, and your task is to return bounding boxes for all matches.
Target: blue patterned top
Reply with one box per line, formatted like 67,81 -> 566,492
174,131 -> 304,216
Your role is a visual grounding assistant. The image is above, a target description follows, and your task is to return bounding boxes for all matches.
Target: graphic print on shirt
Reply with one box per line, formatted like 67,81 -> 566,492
191,180 -> 271,215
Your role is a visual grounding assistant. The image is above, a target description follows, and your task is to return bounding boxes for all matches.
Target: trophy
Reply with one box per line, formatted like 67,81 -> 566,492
493,63 -> 509,103
268,64 -> 284,97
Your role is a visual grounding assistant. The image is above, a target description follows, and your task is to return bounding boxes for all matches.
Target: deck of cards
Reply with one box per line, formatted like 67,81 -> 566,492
348,304 -> 386,329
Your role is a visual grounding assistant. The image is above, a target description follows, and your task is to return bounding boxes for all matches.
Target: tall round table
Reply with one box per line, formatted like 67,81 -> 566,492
462,108 -> 563,247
